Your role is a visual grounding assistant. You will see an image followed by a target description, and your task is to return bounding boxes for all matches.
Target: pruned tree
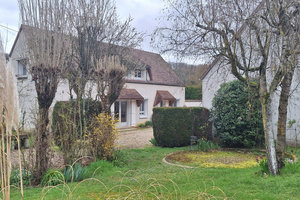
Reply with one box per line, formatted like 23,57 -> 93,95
65,0 -> 142,121
153,0 -> 299,174
18,0 -> 69,182
93,56 -> 126,113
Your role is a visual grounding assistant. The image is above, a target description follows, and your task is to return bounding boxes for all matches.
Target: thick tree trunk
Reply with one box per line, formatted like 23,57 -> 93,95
261,95 -> 279,174
260,74 -> 279,175
34,106 -> 50,184
277,68 -> 295,168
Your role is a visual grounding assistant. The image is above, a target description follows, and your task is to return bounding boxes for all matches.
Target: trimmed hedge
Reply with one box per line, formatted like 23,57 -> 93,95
185,85 -> 202,100
152,107 -> 212,147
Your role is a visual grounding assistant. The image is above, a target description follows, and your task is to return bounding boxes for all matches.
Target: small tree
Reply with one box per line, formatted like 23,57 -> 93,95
211,81 -> 264,148
18,0 -> 69,182
63,0 -> 142,138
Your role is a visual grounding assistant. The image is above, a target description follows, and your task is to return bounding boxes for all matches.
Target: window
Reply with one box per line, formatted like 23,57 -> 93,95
17,60 -> 27,78
134,69 -> 142,78
139,100 -> 148,118
160,101 -> 163,107
173,99 -> 179,107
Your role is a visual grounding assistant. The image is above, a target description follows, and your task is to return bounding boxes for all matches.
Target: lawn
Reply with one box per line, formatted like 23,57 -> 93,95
11,146 -> 300,200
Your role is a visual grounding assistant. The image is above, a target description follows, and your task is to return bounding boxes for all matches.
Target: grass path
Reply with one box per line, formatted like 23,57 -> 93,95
11,146 -> 300,200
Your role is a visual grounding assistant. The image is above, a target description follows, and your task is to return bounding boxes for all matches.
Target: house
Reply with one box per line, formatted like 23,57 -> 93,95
201,46 -> 300,146
9,25 -> 185,131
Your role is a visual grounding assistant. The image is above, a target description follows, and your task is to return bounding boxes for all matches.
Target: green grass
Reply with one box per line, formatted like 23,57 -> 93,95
11,146 -> 300,199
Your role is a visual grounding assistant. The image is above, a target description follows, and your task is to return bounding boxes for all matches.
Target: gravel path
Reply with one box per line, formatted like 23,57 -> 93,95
10,128 -> 153,169
116,127 -> 154,149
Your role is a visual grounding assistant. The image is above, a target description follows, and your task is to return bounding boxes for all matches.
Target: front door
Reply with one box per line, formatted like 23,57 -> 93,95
114,101 -> 128,127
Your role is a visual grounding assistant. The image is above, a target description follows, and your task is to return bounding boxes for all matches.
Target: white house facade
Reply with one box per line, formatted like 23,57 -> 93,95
201,54 -> 300,145
9,25 -> 185,131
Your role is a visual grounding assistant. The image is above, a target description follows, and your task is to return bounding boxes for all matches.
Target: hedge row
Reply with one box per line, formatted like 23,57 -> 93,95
152,107 -> 212,147
185,85 -> 202,100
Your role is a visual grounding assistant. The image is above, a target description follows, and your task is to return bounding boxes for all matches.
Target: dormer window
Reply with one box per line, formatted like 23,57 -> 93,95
17,59 -> 28,78
134,69 -> 142,78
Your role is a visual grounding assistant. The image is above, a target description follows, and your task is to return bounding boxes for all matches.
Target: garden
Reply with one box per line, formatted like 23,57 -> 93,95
9,80 -> 300,199
10,147 -> 300,199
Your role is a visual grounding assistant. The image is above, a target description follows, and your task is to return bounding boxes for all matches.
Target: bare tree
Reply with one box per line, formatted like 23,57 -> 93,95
93,56 -> 125,113
18,0 -> 69,182
65,0 -> 142,114
153,0 -> 299,174
263,0 -> 300,168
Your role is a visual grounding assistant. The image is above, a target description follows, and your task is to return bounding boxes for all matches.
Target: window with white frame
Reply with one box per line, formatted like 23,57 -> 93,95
17,60 -> 27,78
134,69 -> 142,78
139,99 -> 148,118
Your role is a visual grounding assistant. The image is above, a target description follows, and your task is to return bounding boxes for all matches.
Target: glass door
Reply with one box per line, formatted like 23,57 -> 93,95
120,101 -> 127,123
114,101 -> 128,126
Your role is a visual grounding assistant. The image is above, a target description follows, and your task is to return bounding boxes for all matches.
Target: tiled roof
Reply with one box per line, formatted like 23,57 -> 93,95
125,49 -> 184,87
118,88 -> 144,106
10,25 -> 184,87
153,90 -> 176,106
119,88 -> 144,100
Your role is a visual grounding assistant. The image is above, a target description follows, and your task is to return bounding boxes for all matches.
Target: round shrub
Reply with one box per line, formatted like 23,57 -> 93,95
152,107 -> 212,147
211,80 -> 264,148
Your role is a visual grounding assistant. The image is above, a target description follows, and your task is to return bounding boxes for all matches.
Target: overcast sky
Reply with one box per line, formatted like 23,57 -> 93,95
0,0 -> 198,64
0,0 -> 165,52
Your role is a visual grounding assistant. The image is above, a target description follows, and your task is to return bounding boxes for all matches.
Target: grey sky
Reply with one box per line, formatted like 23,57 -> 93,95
0,0 -> 197,64
0,0 -> 164,53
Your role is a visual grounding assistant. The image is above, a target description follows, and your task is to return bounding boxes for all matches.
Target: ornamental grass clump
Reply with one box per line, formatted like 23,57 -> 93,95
88,113 -> 118,160
197,138 -> 220,152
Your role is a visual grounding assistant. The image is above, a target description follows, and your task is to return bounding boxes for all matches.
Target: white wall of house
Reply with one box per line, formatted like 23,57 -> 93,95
202,64 -> 236,109
10,28 -> 185,131
184,100 -> 202,107
202,60 -> 300,144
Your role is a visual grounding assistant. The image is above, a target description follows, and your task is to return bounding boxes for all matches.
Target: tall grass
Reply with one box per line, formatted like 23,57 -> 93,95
0,36 -> 23,199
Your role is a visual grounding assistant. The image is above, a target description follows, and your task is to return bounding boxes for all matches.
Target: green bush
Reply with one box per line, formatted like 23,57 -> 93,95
185,85 -> 202,100
52,99 -> 102,162
211,80 -> 264,148
145,121 -> 153,127
63,163 -> 87,183
152,107 -> 212,147
112,150 -> 128,167
149,138 -> 158,146
138,123 -> 145,128
197,139 -> 220,152
10,169 -> 32,186
52,99 -> 102,138
41,169 -> 64,186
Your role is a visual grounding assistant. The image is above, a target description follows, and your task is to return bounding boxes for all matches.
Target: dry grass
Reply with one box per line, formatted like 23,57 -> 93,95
167,150 -> 259,168
0,36 -> 23,199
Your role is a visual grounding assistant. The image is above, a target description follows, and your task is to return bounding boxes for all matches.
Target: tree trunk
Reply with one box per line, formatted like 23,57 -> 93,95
277,68 -> 295,168
34,106 -> 50,184
260,74 -> 279,175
